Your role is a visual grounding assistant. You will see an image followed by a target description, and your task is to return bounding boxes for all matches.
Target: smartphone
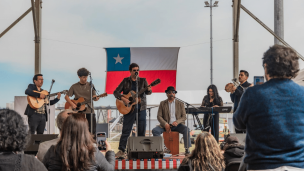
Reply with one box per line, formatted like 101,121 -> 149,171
96,132 -> 107,151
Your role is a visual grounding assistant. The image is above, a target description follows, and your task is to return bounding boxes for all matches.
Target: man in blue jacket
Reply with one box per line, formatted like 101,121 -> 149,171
233,45 -> 304,170
24,74 -> 61,134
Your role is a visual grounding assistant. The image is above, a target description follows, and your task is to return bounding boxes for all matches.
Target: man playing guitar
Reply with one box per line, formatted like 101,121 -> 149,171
25,74 -> 61,134
65,68 -> 100,136
113,63 -> 152,158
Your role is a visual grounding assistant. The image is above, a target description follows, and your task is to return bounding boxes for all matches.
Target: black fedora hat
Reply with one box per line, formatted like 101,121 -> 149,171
165,86 -> 177,94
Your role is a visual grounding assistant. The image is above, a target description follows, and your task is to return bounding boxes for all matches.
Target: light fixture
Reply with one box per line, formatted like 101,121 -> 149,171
204,1 -> 210,6
214,1 -> 219,5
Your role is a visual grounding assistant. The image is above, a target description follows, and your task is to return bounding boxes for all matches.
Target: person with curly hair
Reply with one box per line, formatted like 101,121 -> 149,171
65,68 -> 100,136
233,45 -> 304,170
0,109 -> 47,171
178,132 -> 225,171
42,113 -> 115,171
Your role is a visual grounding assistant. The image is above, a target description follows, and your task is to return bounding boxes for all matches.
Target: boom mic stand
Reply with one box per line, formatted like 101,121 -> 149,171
171,95 -> 200,154
89,73 -> 94,136
146,106 -> 158,137
48,79 -> 55,134
135,72 -> 139,137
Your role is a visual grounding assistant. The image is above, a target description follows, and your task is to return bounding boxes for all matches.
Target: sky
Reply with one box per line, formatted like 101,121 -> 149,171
1,0 -> 304,108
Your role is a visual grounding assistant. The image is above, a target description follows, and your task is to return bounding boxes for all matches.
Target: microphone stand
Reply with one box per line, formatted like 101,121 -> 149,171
89,73 -> 94,136
48,80 -> 55,134
171,96 -> 199,154
146,106 -> 158,137
135,72 -> 139,137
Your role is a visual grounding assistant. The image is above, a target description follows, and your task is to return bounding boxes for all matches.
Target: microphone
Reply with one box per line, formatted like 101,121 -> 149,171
135,72 -> 138,76
52,79 -> 55,83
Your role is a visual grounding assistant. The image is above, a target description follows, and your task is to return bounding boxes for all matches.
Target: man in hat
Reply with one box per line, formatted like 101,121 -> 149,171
152,86 -> 191,154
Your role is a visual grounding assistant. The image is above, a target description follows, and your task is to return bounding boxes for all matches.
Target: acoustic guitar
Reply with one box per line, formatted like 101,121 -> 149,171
116,78 -> 161,115
64,93 -> 108,111
27,90 -> 68,110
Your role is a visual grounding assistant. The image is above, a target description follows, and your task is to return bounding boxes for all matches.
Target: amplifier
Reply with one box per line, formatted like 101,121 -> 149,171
127,136 -> 164,159
24,134 -> 58,155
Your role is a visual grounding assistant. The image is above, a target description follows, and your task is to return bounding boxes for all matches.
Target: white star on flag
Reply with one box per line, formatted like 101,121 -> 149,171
113,54 -> 124,64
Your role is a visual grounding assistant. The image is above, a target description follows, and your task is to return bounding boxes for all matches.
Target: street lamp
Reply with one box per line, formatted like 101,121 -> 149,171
205,0 -> 219,85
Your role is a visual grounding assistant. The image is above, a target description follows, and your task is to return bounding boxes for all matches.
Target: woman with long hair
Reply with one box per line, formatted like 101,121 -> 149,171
0,109 -> 47,171
201,85 -> 223,142
43,114 -> 115,171
178,132 -> 225,171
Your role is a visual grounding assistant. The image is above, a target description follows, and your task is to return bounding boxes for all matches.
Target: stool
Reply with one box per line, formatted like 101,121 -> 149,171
163,131 -> 179,155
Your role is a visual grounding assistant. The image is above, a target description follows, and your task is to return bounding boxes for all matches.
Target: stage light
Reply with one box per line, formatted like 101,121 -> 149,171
204,1 -> 210,6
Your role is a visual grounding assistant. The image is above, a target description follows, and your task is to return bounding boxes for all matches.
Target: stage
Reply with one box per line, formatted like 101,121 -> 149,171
114,155 -> 185,170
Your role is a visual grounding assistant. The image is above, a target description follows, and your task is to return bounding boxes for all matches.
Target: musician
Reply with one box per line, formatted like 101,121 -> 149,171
201,84 -> 223,142
152,86 -> 191,154
24,74 -> 61,134
113,63 -> 152,158
225,70 -> 252,133
65,68 -> 100,136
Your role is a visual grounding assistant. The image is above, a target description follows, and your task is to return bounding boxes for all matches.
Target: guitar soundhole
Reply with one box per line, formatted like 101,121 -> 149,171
129,97 -> 133,102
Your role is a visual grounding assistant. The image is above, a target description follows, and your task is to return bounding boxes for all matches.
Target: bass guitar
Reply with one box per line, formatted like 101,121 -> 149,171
27,90 -> 68,110
64,93 -> 108,111
116,78 -> 161,115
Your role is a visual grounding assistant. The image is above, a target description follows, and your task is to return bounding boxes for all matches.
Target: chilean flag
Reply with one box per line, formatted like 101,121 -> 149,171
105,47 -> 180,94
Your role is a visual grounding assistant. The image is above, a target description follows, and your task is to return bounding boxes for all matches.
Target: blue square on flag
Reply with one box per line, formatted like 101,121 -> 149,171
106,48 -> 131,71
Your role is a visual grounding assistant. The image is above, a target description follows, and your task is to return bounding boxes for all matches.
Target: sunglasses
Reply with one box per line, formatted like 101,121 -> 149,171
132,69 -> 139,72
166,91 -> 175,94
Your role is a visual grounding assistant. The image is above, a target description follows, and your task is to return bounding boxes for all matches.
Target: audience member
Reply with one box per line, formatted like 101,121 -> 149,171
0,109 -> 47,171
233,45 -> 304,170
223,136 -> 244,166
178,132 -> 225,171
37,109 -> 71,161
43,113 -> 115,171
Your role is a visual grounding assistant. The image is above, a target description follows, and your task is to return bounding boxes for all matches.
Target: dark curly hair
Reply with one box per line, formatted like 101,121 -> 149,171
263,45 -> 299,78
77,68 -> 90,77
0,109 -> 30,152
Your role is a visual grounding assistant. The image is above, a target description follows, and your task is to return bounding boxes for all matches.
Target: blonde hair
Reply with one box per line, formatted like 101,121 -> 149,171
183,132 -> 225,171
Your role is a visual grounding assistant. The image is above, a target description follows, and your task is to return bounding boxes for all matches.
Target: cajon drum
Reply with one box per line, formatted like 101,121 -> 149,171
163,131 -> 179,155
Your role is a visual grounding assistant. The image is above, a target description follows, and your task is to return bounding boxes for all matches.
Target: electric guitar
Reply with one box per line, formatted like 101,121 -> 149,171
27,90 -> 68,110
116,78 -> 161,115
64,93 -> 108,111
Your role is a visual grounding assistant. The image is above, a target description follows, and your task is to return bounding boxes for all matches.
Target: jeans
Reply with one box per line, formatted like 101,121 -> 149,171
118,107 -> 146,152
86,113 -> 96,136
203,112 -> 219,142
152,124 -> 192,148
28,113 -> 46,134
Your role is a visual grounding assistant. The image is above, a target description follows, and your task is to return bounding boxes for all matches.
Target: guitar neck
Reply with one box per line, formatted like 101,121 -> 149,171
49,91 -> 62,97
133,86 -> 150,98
81,93 -> 107,105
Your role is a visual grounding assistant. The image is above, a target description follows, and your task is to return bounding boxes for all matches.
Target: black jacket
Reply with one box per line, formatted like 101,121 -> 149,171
113,77 -> 152,111
223,144 -> 244,166
230,81 -> 251,112
43,145 -> 115,171
24,84 -> 60,121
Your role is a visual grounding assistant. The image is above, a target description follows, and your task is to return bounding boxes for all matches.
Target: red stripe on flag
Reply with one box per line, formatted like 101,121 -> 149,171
105,70 -> 177,94
137,159 -> 140,169
173,159 -> 177,169
144,159 -> 148,169
122,160 -> 125,170
151,159 -> 155,169
166,160 -> 169,169
129,160 -> 133,169
115,160 -> 118,170
159,159 -> 162,169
